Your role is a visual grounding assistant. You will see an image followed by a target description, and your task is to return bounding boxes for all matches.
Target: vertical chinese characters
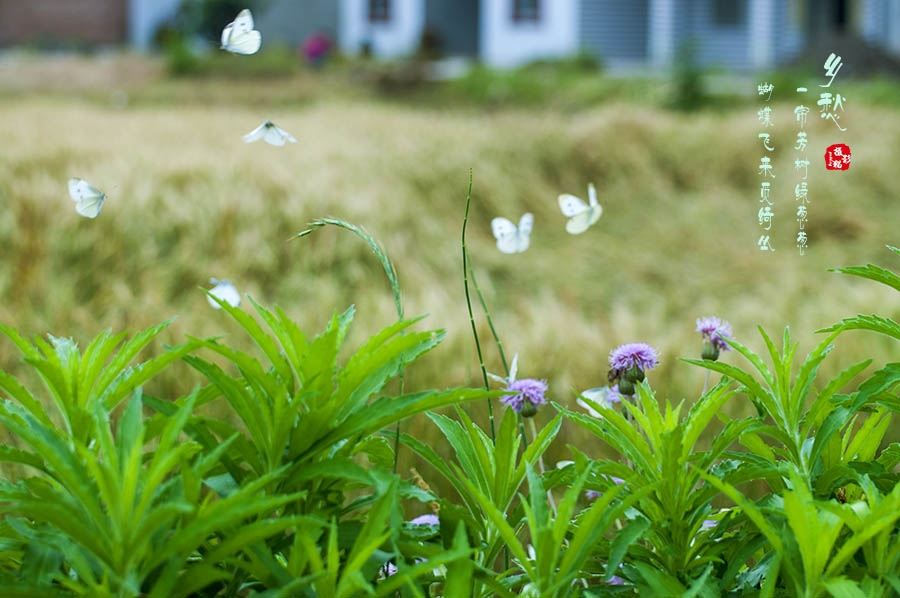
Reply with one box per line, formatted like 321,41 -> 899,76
756,81 -> 775,252
794,86 -> 810,255
818,53 -> 847,132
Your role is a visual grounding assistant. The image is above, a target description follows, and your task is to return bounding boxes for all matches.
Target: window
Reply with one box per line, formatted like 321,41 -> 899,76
369,0 -> 390,23
713,0 -> 745,27
513,0 -> 540,23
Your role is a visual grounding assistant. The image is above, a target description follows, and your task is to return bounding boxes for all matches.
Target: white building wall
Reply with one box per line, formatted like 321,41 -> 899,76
339,0 -> 424,58
648,0 -> 675,68
480,0 -> 579,68
749,0 -> 775,70
891,0 -> 900,54
861,0 -> 885,43
128,0 -> 181,50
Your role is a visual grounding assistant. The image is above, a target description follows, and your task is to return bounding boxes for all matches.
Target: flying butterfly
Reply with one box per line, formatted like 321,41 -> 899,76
558,183 -> 602,234
221,9 -> 262,55
577,386 -> 616,418
68,178 -> 105,219
207,278 -> 241,309
242,120 -> 298,146
491,213 -> 533,254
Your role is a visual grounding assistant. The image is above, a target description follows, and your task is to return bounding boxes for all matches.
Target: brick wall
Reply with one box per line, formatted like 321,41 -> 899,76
0,0 -> 127,47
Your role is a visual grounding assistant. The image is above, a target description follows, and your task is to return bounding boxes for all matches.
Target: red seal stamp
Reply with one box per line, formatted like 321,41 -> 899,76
825,143 -> 851,171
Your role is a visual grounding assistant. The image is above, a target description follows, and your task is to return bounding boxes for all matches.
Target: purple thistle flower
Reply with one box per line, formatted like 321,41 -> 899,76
608,343 -> 659,372
696,316 -> 733,352
501,378 -> 548,415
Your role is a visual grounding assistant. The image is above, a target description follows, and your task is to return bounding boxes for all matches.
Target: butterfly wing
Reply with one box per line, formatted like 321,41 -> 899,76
491,217 -> 520,254
588,183 -> 598,208
516,213 -> 533,252
578,386 -> 613,418
227,30 -> 261,55
586,182 -> 603,227
559,189 -> 601,235
231,9 -> 255,36
222,9 -> 261,54
208,279 -> 241,309
280,126 -> 298,144
220,23 -> 234,48
68,178 -> 105,218
557,193 -> 588,218
262,124 -> 285,146
243,121 -> 269,143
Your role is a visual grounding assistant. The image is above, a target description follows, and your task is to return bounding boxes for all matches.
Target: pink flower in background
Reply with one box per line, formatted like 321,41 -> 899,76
302,32 -> 332,65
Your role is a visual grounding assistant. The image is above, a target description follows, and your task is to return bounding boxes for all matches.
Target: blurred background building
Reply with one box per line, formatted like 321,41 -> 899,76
1,0 -> 899,72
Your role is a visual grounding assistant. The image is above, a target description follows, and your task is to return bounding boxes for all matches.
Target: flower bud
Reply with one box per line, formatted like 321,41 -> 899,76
701,341 -> 720,361
617,377 -> 635,396
624,365 -> 645,383
520,400 -> 538,418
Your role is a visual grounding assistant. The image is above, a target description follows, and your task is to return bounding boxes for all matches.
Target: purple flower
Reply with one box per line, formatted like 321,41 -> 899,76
608,343 -> 659,372
409,514 -> 439,526
585,476 -> 625,501
696,317 -> 732,352
700,519 -> 718,531
501,378 -> 548,415
607,384 -> 626,404
378,561 -> 398,579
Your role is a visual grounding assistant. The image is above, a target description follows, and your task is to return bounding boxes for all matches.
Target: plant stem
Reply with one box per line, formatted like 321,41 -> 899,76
527,417 -> 557,515
461,169 -> 495,440
293,218 -> 406,471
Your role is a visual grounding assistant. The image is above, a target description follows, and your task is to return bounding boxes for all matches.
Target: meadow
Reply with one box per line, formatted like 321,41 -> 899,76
1,52 -> 900,594
2,54 -> 899,426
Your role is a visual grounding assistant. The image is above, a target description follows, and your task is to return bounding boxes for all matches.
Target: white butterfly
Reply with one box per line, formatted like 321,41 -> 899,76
221,9 -> 262,55
577,387 -> 617,418
491,213 -> 533,254
68,178 -> 105,219
207,278 -> 241,309
558,183 -> 602,235
242,120 -> 298,146
488,353 -> 519,386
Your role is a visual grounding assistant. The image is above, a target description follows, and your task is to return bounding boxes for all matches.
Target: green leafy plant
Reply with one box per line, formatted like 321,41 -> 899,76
402,407 -> 561,596
567,379 -> 754,594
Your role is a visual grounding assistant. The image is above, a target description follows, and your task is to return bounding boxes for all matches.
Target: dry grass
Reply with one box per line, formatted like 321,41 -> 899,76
2,56 -> 900,465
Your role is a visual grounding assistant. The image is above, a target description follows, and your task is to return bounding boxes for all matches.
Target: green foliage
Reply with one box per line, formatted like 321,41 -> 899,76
402,407 -> 560,594
0,386 -> 303,596
165,42 -> 301,78
668,40 -> 709,111
567,380 -> 751,593
0,320 -> 200,445
3,210 -> 900,593
0,293 -> 491,593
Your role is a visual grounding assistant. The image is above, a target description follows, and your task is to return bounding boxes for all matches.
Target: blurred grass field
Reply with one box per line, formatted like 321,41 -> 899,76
2,52 -> 900,466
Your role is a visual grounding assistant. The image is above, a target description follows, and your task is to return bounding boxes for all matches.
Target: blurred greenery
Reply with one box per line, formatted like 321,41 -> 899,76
165,41 -> 301,77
